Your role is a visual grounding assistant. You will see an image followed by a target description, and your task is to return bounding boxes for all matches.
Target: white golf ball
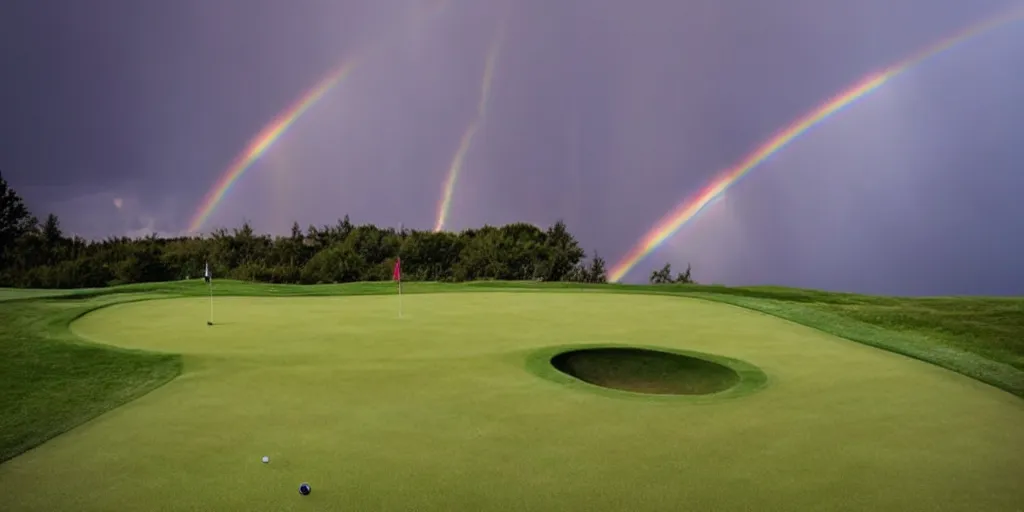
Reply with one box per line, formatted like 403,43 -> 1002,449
262,456 -> 270,463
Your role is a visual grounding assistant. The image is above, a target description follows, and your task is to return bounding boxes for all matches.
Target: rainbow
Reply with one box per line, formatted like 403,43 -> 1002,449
187,64 -> 357,232
187,0 -> 452,233
608,7 -> 1024,282
434,24 -> 506,232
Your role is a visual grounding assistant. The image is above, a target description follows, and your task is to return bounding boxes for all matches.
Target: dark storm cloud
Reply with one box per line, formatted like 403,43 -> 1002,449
671,55 -> 1024,294
657,4 -> 1024,296
1,0 -> 407,212
1,0 -> 1022,294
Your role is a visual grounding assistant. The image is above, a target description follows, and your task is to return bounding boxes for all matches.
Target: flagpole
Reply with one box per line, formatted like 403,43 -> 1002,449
208,280 -> 214,325
205,261 -> 213,326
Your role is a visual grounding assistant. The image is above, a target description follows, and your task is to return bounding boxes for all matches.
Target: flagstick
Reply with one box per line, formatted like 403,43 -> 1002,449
205,261 -> 214,326
397,222 -> 403,319
207,279 -> 214,326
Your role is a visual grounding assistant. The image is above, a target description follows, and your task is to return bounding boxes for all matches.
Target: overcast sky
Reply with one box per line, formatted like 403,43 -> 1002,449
2,0 -> 1022,295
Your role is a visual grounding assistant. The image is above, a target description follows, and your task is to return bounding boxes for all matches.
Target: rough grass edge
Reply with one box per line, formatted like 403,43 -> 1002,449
685,293 -> 1024,399
0,296 -> 183,464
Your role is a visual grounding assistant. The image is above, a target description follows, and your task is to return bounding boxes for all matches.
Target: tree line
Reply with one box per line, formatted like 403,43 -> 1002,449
0,173 -> 693,289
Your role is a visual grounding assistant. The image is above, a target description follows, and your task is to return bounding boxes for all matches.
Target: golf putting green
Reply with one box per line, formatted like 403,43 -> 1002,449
2,292 -> 1023,511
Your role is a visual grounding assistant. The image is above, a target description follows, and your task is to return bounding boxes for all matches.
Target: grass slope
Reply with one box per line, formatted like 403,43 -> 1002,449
0,279 -> 1021,469
0,295 -> 182,463
686,290 -> 1024,397
5,292 -> 1024,510
0,288 -> 82,301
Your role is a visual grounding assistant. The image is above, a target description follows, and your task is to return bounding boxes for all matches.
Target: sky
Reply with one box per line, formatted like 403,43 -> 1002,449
1,0 -> 1022,295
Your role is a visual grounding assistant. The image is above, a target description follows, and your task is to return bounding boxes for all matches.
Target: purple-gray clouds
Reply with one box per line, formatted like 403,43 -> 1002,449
2,0 -> 1022,294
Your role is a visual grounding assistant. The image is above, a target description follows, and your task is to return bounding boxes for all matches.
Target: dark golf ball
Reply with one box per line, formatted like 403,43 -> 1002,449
299,483 -> 311,495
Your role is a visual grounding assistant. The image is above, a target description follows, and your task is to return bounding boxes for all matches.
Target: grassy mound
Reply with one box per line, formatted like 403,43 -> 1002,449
550,347 -> 741,395
4,290 -> 1023,510
0,279 -> 1022,469
2,286 -> 1023,509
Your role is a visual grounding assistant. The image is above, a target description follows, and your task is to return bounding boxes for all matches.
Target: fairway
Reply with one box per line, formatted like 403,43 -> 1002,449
2,292 -> 1023,511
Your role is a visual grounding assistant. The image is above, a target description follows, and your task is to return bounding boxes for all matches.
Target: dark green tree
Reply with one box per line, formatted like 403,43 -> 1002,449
674,263 -> 693,284
650,263 -> 673,284
587,251 -> 607,283
0,178 -> 609,289
0,172 -> 37,261
538,220 -> 585,282
40,213 -> 64,264
41,213 -> 61,245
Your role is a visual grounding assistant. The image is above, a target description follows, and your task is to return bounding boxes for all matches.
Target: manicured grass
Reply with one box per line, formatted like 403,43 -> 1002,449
1,290 -> 1023,510
39,279 -> 1024,396
0,294 -> 182,463
682,291 -> 1024,397
1,279 -> 1022,466
0,287 -> 80,301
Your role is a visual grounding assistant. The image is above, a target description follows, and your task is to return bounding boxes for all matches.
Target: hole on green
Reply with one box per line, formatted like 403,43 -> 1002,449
550,347 -> 741,395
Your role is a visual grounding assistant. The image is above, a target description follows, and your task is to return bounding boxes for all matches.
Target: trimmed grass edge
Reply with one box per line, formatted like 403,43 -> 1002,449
0,296 -> 183,464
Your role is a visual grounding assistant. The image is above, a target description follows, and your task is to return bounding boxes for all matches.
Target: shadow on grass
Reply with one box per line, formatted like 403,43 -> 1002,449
525,343 -> 769,403
551,347 -> 741,395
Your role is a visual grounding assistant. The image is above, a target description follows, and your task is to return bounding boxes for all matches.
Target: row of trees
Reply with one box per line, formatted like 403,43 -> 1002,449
0,173 -> 692,289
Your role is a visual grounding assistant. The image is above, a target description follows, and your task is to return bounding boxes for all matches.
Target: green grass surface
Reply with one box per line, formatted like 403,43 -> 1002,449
0,287 -> 81,301
0,294 -> 182,464
25,279 -> 1021,396
0,281 -> 1023,510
